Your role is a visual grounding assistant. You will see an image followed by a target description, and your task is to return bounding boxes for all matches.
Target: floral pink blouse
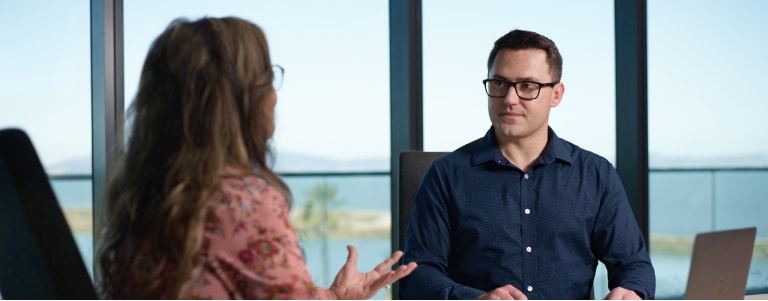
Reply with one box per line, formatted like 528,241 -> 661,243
186,175 -> 330,299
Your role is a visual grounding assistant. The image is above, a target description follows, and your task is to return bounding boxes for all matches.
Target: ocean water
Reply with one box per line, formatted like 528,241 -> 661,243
281,174 -> 391,211
649,170 -> 768,237
53,170 -> 768,299
48,173 -> 392,210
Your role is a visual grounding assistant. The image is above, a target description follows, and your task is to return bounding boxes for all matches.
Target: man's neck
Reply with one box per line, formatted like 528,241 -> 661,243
496,129 -> 548,172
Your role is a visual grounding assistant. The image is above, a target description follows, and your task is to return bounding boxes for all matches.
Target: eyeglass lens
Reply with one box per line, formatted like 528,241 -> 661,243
485,80 -> 541,99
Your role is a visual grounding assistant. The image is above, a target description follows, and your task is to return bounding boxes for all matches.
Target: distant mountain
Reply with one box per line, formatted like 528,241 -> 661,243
272,151 -> 388,173
44,152 -> 768,176
46,157 -> 91,175
45,151 -> 389,176
649,152 -> 768,169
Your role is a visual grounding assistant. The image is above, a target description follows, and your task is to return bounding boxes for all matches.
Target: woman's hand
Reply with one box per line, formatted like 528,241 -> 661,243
327,245 -> 418,300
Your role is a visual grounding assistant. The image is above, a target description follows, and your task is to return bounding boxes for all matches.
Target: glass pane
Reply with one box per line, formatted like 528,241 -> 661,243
0,1 -> 92,174
0,0 -> 93,277
51,177 -> 94,277
422,0 -> 615,298
123,2 -> 391,298
124,0 -> 390,172
422,0 -> 616,164
648,0 -> 768,298
283,174 -> 391,299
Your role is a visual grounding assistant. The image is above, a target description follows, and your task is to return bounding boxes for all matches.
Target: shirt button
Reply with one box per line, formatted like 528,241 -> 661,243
524,173 -> 529,179
524,208 -> 531,214
526,246 -> 532,252
527,286 -> 533,292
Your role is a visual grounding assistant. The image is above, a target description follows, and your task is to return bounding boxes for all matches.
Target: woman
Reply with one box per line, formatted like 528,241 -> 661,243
96,16 -> 416,299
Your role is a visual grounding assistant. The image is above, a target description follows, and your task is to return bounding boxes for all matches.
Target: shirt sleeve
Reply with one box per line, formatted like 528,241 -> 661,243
401,162 -> 486,299
591,164 -> 656,299
186,176 -> 331,300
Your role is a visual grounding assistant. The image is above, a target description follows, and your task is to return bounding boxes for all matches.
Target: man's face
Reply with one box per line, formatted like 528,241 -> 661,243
487,49 -> 564,143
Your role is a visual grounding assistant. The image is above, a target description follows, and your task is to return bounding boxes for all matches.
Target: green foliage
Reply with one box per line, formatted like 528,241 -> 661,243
295,182 -> 345,238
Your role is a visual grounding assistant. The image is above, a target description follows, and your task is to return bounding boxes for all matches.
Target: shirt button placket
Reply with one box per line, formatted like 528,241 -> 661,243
522,173 -> 532,217
520,172 -> 536,298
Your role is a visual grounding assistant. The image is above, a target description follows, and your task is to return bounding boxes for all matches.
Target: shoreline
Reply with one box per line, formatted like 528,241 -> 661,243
62,207 -> 768,260
62,207 -> 93,235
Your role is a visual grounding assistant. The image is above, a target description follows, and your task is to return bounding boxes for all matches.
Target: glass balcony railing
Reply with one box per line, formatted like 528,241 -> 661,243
49,169 -> 767,300
648,168 -> 768,299
48,172 -> 395,299
48,174 -> 93,279
280,172 -> 392,300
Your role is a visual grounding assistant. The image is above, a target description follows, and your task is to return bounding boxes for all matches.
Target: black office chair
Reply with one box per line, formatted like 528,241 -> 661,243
394,150 -> 448,299
0,128 -> 98,299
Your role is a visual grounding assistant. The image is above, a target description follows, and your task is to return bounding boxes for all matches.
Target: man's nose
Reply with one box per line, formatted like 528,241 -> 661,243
503,87 -> 521,105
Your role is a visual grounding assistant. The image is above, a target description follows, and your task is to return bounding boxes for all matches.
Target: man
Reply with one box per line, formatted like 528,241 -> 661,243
401,29 -> 655,300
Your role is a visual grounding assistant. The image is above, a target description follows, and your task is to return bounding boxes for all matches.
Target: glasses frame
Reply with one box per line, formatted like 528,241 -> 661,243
272,64 -> 284,90
482,78 -> 558,100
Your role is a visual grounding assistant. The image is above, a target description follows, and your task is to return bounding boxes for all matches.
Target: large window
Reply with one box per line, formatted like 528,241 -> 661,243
0,0 -> 93,276
7,1 -> 767,299
123,1 -> 392,298
422,0 -> 616,297
648,0 -> 768,298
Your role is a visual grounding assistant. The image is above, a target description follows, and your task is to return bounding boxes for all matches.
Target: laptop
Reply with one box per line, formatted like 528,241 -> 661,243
684,227 -> 757,300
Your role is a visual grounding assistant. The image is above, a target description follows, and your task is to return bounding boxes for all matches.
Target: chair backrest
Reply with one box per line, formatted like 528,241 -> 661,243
395,150 -> 448,299
0,128 -> 98,299
397,151 -> 449,251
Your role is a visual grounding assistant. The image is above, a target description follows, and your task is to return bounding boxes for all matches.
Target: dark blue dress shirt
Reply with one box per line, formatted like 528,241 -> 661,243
402,127 -> 655,300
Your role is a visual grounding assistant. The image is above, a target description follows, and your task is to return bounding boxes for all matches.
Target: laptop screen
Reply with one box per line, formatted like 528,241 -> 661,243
684,227 -> 757,300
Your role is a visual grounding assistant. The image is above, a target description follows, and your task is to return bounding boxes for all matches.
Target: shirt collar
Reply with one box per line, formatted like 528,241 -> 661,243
471,126 -> 573,167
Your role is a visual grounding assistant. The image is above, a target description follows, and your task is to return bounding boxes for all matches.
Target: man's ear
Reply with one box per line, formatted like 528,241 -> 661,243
551,82 -> 565,107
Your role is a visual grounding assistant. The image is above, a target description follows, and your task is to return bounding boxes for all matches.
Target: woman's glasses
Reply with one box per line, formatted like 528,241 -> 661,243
272,64 -> 284,90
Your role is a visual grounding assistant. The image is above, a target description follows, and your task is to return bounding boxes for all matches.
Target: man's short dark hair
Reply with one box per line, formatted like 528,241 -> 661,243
487,29 -> 563,83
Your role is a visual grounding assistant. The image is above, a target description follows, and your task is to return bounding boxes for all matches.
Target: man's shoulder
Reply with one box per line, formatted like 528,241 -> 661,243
553,136 -> 614,169
436,136 -> 486,165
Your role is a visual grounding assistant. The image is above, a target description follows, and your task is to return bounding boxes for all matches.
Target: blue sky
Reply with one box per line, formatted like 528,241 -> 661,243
1,0 -> 767,172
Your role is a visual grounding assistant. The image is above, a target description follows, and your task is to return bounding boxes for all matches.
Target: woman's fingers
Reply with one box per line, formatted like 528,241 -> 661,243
392,261 -> 418,279
372,250 -> 405,274
344,245 -> 359,267
389,250 -> 404,261
375,261 -> 419,288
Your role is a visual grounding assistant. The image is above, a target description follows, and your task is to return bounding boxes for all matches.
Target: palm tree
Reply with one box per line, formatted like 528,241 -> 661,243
299,181 -> 345,285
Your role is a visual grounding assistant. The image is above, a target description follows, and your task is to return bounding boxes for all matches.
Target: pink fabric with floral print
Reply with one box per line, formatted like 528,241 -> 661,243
186,175 -> 330,299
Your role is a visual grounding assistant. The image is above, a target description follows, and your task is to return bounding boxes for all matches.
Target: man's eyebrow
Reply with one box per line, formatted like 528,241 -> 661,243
516,76 -> 539,82
489,74 -> 540,82
489,74 -> 511,81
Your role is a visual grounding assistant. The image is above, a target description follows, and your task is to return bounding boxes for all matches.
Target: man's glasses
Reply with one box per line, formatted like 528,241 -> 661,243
483,78 -> 557,100
272,64 -> 284,90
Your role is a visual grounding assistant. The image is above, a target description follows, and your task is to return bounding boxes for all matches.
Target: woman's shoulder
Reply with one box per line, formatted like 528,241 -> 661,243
212,172 -> 287,213
219,173 -> 268,191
